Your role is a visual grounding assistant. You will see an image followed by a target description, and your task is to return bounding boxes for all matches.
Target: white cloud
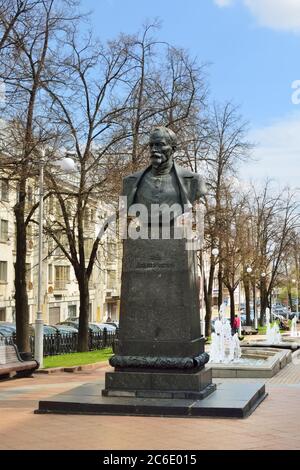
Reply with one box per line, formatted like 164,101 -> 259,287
242,113 -> 300,188
214,0 -> 300,33
244,0 -> 300,33
214,0 -> 234,7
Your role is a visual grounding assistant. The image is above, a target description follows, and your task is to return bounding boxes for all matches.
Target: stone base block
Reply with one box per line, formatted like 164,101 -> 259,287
102,367 -> 214,399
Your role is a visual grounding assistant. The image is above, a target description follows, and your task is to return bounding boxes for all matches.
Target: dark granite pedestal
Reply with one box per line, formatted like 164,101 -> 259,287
36,237 -> 267,418
36,380 -> 267,418
102,367 -> 216,400
105,238 -> 214,401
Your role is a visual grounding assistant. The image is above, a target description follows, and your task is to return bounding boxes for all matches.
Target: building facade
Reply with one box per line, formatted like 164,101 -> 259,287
0,175 -> 122,325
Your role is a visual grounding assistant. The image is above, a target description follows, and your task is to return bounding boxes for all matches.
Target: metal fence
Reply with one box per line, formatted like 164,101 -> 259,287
3,328 -> 117,357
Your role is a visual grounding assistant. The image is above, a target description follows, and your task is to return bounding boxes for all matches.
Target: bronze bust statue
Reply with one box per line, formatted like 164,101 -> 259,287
122,127 -> 207,227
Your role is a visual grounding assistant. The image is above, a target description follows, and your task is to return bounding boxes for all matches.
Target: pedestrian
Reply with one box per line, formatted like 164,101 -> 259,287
232,315 -> 240,335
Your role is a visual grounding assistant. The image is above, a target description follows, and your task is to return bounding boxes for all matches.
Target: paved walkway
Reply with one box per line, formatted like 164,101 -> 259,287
1,357 -> 300,450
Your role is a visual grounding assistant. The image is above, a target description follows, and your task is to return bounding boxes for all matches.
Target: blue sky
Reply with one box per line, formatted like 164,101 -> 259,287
83,0 -> 300,188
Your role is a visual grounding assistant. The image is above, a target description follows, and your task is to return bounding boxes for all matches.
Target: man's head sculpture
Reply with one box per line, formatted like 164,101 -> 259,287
149,126 -> 177,170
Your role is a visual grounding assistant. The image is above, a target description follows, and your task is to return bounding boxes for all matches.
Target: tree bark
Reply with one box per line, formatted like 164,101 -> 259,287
77,274 -> 90,352
229,288 -> 235,326
287,288 -> 293,312
259,277 -> 268,326
244,276 -> 251,326
218,266 -> 223,310
13,180 -> 30,354
204,261 -> 215,337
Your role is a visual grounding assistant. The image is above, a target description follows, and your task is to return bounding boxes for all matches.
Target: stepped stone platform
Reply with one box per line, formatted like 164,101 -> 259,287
36,380 -> 267,419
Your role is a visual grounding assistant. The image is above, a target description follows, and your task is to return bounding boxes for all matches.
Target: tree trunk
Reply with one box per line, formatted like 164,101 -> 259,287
244,277 -> 251,326
204,261 -> 215,337
14,182 -> 30,355
229,288 -> 235,326
77,274 -> 90,352
259,278 -> 267,326
218,266 -> 223,310
252,280 -> 256,324
287,288 -> 293,312
204,275 -> 212,338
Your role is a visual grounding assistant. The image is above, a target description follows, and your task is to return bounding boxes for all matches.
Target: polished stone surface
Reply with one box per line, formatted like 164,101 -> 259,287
103,367 -> 216,399
106,237 -> 211,396
116,238 -> 203,359
36,381 -> 267,419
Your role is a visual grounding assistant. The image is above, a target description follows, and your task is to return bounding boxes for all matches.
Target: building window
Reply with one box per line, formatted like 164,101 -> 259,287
0,307 -> 6,321
25,263 -> 31,284
0,219 -> 8,242
0,178 -> 9,201
27,224 -> 33,239
14,223 -> 17,250
107,242 -> 116,260
0,261 -> 7,282
107,269 -> 117,290
27,185 -> 33,204
68,305 -> 77,318
83,209 -> 90,228
26,224 -> 33,249
54,265 -> 70,289
84,238 -> 93,257
48,264 -> 53,283
48,195 -> 54,214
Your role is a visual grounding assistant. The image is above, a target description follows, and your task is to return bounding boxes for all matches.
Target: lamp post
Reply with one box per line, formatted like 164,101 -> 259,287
34,152 -> 45,367
200,247 -> 219,337
34,152 -> 77,368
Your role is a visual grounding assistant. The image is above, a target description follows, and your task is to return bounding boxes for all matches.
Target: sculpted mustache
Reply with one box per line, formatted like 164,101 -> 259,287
151,153 -> 162,158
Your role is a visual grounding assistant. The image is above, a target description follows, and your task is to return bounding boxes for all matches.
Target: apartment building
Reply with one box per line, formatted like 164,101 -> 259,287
0,174 -> 122,325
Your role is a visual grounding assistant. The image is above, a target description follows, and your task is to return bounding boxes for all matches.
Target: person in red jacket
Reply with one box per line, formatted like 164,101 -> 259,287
232,315 -> 240,334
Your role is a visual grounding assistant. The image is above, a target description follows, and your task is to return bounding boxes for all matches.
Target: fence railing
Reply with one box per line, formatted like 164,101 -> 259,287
3,328 -> 117,357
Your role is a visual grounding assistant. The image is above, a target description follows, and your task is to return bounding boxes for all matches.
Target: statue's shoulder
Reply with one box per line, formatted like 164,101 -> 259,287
122,168 -> 148,196
174,163 -> 200,180
174,163 -> 207,198
123,169 -> 144,181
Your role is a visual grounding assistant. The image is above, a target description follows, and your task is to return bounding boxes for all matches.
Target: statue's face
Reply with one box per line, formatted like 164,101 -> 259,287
149,132 -> 174,169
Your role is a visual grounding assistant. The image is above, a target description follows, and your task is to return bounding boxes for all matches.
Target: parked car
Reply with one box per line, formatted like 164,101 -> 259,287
90,322 -> 116,332
271,308 -> 295,320
240,312 -> 255,326
51,325 -> 78,335
104,321 -> 119,329
57,321 -> 104,333
0,325 -> 15,337
0,322 -> 35,337
0,322 -> 16,333
30,324 -> 57,336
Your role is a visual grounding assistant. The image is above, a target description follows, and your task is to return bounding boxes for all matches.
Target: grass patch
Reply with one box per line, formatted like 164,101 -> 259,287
43,348 -> 113,369
258,323 -> 287,335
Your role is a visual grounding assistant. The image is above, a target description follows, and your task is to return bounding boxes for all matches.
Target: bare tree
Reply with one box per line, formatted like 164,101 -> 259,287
0,0 -> 78,355
249,182 -> 299,325
201,102 -> 251,336
41,21 -> 209,351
